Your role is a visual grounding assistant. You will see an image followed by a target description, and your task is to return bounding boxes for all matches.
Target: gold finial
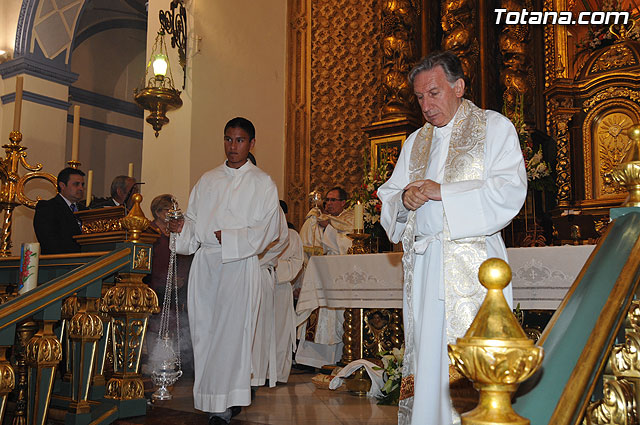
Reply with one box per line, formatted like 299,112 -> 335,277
448,258 -> 544,425
121,193 -> 150,243
66,160 -> 81,169
611,124 -> 640,207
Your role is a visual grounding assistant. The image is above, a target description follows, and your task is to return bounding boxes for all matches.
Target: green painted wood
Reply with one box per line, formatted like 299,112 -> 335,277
512,212 -> 640,424
0,247 -> 132,331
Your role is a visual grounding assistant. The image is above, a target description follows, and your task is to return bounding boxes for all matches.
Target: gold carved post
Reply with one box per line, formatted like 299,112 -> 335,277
102,195 -> 157,413
448,258 -> 544,424
0,131 -> 56,256
0,346 -> 15,424
585,300 -> 640,424
60,295 -> 78,383
67,297 -> 103,416
25,320 -> 63,425
12,319 -> 37,425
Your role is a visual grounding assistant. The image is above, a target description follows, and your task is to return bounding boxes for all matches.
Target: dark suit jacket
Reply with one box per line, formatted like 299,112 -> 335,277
33,194 -> 85,254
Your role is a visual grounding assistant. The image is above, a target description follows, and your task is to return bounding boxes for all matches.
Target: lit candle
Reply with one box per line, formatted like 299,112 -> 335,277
71,105 -> 80,161
85,170 -> 93,208
128,162 -> 134,178
12,76 -> 23,132
354,201 -> 364,231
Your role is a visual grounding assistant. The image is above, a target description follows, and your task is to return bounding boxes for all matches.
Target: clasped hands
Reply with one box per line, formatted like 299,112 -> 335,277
402,179 -> 441,211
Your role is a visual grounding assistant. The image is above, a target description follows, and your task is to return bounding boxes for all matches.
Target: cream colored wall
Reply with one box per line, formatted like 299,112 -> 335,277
142,0 -> 287,213
71,28 -> 145,198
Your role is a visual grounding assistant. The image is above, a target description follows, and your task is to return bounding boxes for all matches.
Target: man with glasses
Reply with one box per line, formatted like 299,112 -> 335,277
300,187 -> 354,257
296,187 -> 355,368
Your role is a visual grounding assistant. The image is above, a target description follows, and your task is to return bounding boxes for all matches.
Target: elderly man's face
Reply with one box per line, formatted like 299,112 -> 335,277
324,189 -> 346,216
413,65 -> 465,128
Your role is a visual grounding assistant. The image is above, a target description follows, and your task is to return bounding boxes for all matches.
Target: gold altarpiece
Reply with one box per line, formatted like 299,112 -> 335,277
545,13 -> 640,232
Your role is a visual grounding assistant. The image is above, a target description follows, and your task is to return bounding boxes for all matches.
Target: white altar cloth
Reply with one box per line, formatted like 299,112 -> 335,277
294,245 -> 595,366
507,244 -> 595,310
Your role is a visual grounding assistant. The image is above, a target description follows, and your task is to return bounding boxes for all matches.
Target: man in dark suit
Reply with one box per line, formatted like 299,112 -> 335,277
93,175 -> 137,210
33,167 -> 86,254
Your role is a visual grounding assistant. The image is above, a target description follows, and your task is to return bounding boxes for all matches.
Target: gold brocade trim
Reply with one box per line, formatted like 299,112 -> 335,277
442,100 -> 487,345
399,374 -> 414,401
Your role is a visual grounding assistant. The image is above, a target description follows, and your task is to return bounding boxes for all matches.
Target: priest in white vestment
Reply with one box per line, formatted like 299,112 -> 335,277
378,52 -> 527,425
172,118 -> 285,425
296,187 -> 355,367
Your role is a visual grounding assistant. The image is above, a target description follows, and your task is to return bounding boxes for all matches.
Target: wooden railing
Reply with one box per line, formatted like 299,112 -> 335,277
509,210 -> 640,424
0,241 -> 157,425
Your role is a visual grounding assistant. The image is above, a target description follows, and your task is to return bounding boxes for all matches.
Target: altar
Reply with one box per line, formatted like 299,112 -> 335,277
294,245 -> 596,367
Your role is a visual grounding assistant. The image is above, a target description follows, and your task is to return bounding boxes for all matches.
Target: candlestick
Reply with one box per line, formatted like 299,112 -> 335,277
85,170 -> 93,208
128,163 -> 134,178
13,76 -> 23,132
354,201 -> 364,231
72,105 -> 80,161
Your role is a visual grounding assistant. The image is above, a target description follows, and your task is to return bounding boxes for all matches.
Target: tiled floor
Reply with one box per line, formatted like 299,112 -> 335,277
116,369 -> 399,425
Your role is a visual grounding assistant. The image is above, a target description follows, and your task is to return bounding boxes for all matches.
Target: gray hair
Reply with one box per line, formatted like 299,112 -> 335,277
408,51 -> 466,86
110,175 -> 134,199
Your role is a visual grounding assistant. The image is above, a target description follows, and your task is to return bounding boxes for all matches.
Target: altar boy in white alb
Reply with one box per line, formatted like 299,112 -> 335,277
377,51 -> 527,425
172,117 -> 286,425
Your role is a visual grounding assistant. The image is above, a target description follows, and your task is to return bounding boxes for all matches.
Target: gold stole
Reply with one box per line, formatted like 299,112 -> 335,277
398,99 -> 487,423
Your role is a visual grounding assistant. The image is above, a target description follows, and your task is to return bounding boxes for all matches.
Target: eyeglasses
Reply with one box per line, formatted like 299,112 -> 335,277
325,198 -> 344,202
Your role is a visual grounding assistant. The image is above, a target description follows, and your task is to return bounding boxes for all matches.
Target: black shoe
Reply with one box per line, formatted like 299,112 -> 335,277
230,406 -> 241,418
208,416 -> 228,425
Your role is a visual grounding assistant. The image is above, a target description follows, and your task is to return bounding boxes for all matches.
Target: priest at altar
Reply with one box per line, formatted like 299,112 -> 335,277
295,187 -> 355,367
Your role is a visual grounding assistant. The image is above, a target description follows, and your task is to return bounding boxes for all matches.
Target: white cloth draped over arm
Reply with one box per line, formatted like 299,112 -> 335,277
222,184 -> 284,263
442,112 -> 527,240
258,212 -> 290,268
275,229 -> 304,284
378,132 -> 415,244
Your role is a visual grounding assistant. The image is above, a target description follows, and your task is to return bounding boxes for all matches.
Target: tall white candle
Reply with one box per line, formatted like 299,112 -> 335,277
85,170 -> 93,208
72,105 -> 80,161
13,76 -> 23,132
354,201 -> 364,231
128,162 -> 134,178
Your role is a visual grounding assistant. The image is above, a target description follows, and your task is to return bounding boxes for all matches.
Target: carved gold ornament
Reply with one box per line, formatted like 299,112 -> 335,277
82,218 -> 122,234
120,194 -> 150,243
612,125 -> 640,206
590,44 -> 637,74
448,258 -> 544,425
0,362 -> 14,395
105,377 -> 144,400
598,113 -> 634,195
69,312 -> 104,341
101,274 -> 159,314
583,87 -> 640,113
26,333 -> 62,366
586,379 -> 636,425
